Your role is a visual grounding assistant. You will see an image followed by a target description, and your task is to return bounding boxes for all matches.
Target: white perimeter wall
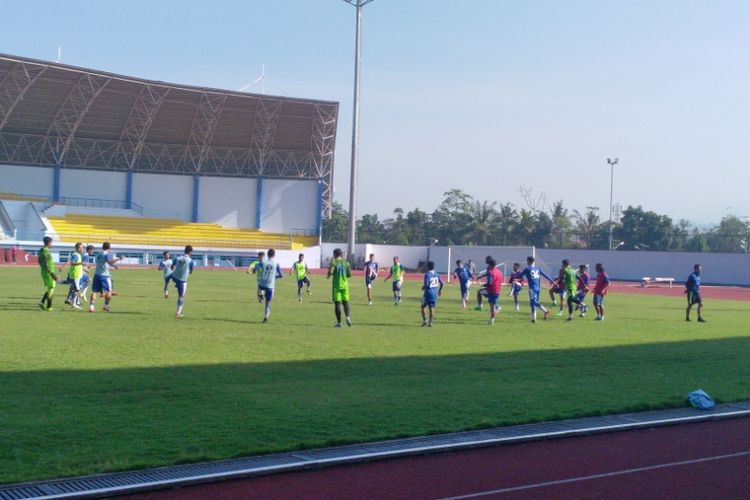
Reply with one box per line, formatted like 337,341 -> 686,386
536,249 -> 750,286
132,172 -> 193,220
320,242 -> 368,268
261,179 -> 317,234
61,169 -> 126,200
0,165 -> 54,197
320,242 -> 750,285
198,176 -> 256,229
368,244 -> 429,270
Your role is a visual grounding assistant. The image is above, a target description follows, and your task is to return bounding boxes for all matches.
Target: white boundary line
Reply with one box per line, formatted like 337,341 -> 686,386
24,408 -> 750,499
438,450 -> 750,499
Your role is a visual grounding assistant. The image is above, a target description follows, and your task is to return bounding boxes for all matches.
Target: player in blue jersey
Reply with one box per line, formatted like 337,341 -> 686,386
171,245 -> 195,318
421,261 -> 444,327
685,264 -> 705,322
258,248 -> 284,323
89,242 -> 122,313
508,262 -> 525,312
453,259 -> 473,309
364,253 -> 379,305
522,256 -> 554,323
158,251 -> 174,299
79,245 -> 95,304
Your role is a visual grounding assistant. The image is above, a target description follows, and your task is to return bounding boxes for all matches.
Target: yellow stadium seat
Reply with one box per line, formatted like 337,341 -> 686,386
46,215 -> 316,250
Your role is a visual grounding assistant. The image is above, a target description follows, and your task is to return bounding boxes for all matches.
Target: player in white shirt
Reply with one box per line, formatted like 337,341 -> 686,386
171,245 -> 195,318
258,248 -> 284,323
364,253 -> 379,305
158,251 -> 174,298
89,242 -> 122,313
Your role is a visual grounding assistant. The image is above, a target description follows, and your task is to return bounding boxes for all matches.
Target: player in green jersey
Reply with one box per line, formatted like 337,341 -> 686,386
38,236 -> 58,311
562,259 -> 584,321
290,253 -> 312,302
327,248 -> 352,327
60,242 -> 85,309
384,256 -> 405,305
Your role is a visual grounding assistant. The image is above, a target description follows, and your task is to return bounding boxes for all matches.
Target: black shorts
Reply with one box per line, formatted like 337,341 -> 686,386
687,291 -> 702,305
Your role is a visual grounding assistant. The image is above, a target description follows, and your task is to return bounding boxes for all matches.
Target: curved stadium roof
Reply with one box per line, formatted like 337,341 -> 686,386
0,53 -> 338,210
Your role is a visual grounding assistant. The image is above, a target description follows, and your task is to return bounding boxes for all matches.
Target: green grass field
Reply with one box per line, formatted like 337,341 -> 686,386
1,266 -> 749,484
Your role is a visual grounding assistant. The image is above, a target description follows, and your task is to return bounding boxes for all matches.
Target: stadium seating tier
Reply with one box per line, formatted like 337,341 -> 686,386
46,214 -> 317,250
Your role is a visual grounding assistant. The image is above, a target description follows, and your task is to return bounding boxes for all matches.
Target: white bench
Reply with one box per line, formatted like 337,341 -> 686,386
641,277 -> 675,288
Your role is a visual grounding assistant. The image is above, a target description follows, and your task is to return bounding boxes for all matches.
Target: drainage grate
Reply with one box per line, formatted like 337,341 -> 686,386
2,402 -> 749,499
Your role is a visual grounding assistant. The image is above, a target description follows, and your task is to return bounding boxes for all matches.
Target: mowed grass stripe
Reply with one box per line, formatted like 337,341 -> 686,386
0,267 -> 748,483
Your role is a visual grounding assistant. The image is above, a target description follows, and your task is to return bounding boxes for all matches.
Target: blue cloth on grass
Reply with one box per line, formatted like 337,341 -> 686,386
687,389 -> 715,410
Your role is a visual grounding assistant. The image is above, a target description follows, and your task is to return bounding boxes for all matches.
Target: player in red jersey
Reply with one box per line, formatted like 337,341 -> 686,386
575,264 -> 590,317
485,258 -> 503,325
508,262 -> 525,312
592,263 -> 610,321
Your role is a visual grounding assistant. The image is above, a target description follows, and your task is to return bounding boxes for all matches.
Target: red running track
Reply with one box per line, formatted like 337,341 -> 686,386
130,417 -> 750,499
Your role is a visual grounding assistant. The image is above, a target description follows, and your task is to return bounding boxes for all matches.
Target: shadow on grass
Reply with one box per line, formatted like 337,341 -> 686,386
2,336 -> 750,484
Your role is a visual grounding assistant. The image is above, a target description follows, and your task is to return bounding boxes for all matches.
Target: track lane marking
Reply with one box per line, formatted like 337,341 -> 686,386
437,450 -> 750,499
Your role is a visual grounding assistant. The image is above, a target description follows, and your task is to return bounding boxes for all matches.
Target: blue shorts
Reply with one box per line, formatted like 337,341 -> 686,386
422,295 -> 437,308
392,280 -> 402,292
164,275 -> 173,286
529,289 -> 541,306
459,281 -> 470,297
511,283 -> 523,295
593,294 -> 605,306
92,275 -> 112,294
80,274 -> 90,286
487,293 -> 500,306
260,286 -> 274,302
297,277 -> 310,289
687,291 -> 702,305
575,291 -> 588,302
172,277 -> 188,297
365,276 -> 376,288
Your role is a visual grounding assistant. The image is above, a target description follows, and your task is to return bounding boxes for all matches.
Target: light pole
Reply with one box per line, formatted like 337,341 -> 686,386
343,0 -> 374,263
606,158 -> 619,250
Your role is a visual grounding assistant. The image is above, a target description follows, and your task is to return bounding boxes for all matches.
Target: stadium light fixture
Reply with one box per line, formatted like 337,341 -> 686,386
342,0 -> 375,262
606,158 -> 619,251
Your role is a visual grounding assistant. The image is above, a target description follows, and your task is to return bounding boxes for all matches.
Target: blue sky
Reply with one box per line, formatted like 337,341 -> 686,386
2,0 -> 748,225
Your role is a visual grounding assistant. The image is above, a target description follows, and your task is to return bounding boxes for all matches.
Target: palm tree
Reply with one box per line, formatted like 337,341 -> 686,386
573,207 -> 601,248
514,210 -> 536,245
467,200 -> 498,245
549,200 -> 572,248
496,203 -> 518,245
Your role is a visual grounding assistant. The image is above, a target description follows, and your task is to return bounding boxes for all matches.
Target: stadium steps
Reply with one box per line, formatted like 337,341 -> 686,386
45,214 -> 314,250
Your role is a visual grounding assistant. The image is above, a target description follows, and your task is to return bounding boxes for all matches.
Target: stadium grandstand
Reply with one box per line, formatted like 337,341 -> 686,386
0,53 -> 338,266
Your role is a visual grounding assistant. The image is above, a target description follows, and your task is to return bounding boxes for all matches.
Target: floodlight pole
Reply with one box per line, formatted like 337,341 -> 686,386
343,0 -> 374,262
607,158 -> 619,250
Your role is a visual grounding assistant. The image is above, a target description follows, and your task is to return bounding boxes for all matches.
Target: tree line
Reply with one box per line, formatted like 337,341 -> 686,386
323,188 -> 750,253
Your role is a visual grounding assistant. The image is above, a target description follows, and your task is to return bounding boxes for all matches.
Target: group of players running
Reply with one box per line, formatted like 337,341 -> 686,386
347,251 -> 611,326
37,237 -> 706,325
